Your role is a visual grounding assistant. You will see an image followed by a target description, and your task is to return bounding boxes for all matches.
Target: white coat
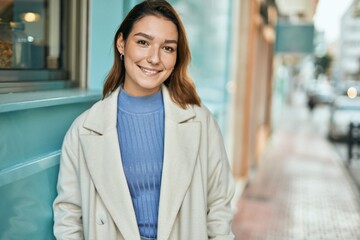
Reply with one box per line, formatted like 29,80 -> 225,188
53,85 -> 235,239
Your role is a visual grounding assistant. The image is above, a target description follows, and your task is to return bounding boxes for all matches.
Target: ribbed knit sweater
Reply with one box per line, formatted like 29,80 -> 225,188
116,87 -> 164,238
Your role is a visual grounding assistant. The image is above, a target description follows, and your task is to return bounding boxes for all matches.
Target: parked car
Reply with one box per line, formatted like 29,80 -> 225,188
335,80 -> 360,96
328,96 -> 360,141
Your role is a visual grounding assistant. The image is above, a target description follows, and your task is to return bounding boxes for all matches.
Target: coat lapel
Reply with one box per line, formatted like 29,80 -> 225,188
79,86 -> 200,239
80,88 -> 140,239
157,86 -> 201,239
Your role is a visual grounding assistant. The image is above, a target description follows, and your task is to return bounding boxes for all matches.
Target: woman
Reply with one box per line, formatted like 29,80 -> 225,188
53,0 -> 235,239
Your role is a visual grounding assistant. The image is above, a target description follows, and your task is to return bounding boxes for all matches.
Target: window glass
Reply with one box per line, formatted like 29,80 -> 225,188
0,0 -> 69,93
0,0 -> 60,70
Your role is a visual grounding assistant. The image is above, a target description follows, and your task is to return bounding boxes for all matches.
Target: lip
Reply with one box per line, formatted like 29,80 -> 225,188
138,65 -> 162,76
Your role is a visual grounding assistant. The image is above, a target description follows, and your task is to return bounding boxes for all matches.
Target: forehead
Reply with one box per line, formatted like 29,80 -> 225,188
130,15 -> 178,40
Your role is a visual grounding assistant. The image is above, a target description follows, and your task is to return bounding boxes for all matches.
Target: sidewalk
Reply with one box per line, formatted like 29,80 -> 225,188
232,92 -> 360,239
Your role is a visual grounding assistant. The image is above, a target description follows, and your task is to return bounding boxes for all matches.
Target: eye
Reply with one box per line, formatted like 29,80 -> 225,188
163,46 -> 175,53
137,40 -> 149,46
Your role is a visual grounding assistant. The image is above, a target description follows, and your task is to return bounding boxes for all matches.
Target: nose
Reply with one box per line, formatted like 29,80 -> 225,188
147,47 -> 160,65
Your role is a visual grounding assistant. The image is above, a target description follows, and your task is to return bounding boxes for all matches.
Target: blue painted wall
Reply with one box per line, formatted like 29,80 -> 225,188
174,0 -> 233,130
0,91 -> 100,239
0,165 -> 59,239
88,0 -> 124,90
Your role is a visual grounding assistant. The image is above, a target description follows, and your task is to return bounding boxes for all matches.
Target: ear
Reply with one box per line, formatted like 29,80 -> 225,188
116,33 -> 125,54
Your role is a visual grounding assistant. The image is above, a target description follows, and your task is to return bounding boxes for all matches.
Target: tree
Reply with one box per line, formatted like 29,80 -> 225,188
314,53 -> 333,79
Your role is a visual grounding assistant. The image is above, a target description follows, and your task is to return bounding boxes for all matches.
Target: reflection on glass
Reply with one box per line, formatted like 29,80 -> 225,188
0,21 -> 32,69
0,0 -> 58,70
22,12 -> 41,23
11,21 -> 31,68
0,21 -> 13,68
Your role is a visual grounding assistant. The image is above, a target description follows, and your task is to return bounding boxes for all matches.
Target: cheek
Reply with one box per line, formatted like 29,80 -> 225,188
163,54 -> 177,69
125,46 -> 145,61
132,50 -> 147,60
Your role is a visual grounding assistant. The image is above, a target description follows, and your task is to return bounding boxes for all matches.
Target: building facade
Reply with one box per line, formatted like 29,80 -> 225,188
340,0 -> 360,80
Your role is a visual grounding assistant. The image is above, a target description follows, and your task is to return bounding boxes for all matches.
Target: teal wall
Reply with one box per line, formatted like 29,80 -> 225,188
176,0 -> 233,130
0,90 -> 100,239
88,0 -> 124,90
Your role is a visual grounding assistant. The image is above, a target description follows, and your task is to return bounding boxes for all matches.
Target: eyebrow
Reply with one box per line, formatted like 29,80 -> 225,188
134,32 -> 178,44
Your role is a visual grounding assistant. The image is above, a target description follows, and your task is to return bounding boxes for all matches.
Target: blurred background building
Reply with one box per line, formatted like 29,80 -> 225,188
340,0 -> 360,81
1,0 -> 360,239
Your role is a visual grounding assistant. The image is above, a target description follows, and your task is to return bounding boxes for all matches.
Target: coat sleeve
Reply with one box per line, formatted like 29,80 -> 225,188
206,113 -> 235,239
53,124 -> 84,239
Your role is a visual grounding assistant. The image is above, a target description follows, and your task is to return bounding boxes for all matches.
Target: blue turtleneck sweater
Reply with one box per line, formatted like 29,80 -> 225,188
116,87 -> 164,238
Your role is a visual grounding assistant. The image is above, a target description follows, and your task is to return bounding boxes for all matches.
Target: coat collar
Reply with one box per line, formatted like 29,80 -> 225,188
80,85 -> 200,239
161,85 -> 196,124
82,87 -> 119,135
83,85 -> 196,134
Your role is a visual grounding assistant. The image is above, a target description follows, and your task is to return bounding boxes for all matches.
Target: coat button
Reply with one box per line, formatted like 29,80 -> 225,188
96,213 -> 106,225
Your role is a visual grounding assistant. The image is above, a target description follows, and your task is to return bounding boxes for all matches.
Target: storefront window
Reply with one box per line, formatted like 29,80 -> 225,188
0,0 -> 71,93
0,0 -> 63,69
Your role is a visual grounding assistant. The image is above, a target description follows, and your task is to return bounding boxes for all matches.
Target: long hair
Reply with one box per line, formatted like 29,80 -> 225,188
102,0 -> 201,108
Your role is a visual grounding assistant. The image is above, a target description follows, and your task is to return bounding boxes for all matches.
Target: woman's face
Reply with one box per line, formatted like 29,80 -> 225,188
117,15 -> 178,96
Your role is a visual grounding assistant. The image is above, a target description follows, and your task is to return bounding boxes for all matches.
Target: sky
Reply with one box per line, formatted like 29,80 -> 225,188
313,0 -> 353,43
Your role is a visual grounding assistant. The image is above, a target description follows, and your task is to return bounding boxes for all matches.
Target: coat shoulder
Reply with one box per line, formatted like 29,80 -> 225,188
191,104 -> 220,130
192,104 -> 213,121
66,98 -> 104,135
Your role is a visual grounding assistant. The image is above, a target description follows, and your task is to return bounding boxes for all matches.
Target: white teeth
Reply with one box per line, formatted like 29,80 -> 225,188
140,67 -> 158,75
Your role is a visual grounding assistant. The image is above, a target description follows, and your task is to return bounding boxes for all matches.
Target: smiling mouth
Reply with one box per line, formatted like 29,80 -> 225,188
139,66 -> 162,76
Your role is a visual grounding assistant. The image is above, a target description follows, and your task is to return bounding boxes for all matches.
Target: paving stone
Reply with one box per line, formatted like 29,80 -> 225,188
232,101 -> 360,240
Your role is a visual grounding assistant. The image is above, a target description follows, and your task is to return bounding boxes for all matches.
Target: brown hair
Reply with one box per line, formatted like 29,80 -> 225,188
102,0 -> 201,108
